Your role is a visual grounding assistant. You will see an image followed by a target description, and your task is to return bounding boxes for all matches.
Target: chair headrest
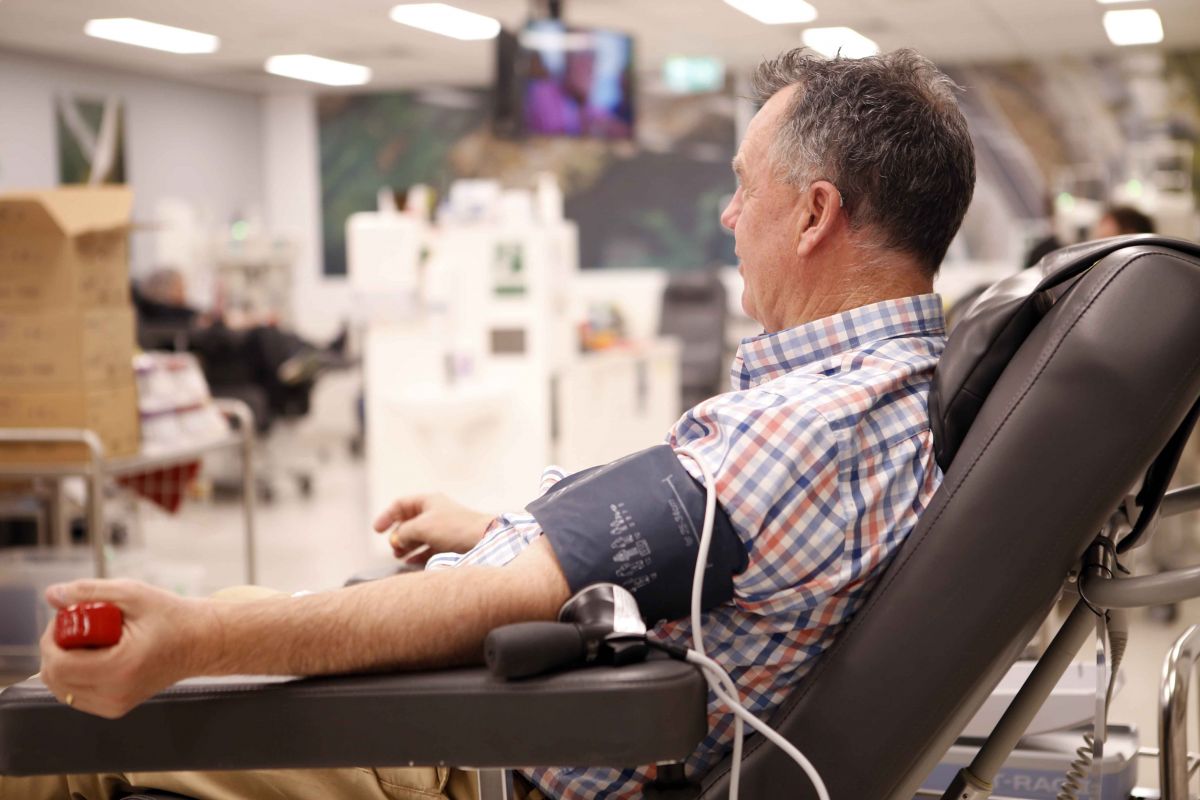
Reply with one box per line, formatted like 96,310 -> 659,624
662,270 -> 726,302
931,234 -> 1200,471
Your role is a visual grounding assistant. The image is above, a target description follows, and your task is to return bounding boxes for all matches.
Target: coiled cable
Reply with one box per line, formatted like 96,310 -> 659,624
1055,733 -> 1096,800
1054,610 -> 1128,800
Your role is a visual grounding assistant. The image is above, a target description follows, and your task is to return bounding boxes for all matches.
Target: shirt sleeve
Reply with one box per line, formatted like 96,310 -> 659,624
666,390 -> 848,611
424,464 -> 568,570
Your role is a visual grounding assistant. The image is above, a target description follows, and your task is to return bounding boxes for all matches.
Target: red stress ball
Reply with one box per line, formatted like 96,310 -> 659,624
54,602 -> 124,649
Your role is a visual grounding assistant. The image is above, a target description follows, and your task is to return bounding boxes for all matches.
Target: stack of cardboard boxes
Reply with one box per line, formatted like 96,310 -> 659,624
0,187 -> 140,464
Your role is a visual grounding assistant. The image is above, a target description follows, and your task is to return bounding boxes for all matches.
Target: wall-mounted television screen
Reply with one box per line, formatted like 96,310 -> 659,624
495,19 -> 634,139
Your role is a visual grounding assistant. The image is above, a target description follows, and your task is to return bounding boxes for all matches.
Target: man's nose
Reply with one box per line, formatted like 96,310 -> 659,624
720,192 -> 740,232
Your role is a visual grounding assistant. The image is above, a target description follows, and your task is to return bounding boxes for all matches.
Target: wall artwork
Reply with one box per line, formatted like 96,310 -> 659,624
317,86 -> 736,275
57,95 -> 127,185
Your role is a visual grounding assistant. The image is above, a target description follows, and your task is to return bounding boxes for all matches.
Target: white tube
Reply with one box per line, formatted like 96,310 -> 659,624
673,445 -> 829,800
689,651 -> 831,800
674,446 -> 741,799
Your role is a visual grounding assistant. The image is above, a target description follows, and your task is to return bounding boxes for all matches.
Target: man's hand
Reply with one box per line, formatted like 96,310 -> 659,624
373,493 -> 494,564
38,579 -> 217,720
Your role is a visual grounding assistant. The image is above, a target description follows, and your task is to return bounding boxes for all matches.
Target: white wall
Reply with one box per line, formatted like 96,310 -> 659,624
0,49 -> 263,276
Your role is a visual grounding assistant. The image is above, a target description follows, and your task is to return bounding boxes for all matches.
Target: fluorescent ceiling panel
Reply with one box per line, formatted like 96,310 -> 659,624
723,0 -> 817,25
265,54 -> 372,86
84,18 -> 219,54
1103,8 -> 1164,46
801,27 -> 879,59
389,3 -> 501,40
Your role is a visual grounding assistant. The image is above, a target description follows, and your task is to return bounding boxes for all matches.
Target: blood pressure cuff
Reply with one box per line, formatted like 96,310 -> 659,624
527,444 -> 748,625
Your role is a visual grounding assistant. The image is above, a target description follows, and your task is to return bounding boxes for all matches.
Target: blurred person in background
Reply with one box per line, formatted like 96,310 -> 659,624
133,267 -> 347,427
1094,205 -> 1156,238
1023,194 -> 1064,269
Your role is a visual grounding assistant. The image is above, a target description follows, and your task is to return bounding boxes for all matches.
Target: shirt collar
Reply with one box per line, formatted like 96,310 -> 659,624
731,294 -> 946,389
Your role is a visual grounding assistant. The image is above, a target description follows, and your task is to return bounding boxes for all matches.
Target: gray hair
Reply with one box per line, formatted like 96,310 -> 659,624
753,48 -> 976,275
141,268 -> 186,304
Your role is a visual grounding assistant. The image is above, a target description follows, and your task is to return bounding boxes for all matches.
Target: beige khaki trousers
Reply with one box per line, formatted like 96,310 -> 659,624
0,765 -> 530,800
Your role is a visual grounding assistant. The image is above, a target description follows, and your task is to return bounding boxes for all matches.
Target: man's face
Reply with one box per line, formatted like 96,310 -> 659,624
1094,214 -> 1121,239
720,86 -> 805,332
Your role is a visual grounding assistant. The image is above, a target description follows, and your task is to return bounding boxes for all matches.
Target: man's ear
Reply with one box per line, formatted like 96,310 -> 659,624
796,180 -> 844,258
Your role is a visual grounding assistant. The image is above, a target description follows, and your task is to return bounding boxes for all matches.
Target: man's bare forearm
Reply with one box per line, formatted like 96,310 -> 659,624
200,539 -> 569,677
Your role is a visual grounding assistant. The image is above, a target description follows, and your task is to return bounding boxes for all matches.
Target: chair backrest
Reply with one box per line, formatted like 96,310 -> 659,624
659,269 -> 728,410
699,238 -> 1200,799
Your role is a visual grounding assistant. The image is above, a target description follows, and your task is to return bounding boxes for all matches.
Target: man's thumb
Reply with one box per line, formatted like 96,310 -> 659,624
45,580 -> 112,609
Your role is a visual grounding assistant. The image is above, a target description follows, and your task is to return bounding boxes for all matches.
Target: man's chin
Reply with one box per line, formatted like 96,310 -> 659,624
740,291 -> 755,321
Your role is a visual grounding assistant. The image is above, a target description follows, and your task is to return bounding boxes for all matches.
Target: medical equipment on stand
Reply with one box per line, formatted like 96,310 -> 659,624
351,180 -> 680,549
354,212 -> 582,529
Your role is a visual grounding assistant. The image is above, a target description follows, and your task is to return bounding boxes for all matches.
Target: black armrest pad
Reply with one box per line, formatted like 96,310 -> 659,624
0,660 -> 706,776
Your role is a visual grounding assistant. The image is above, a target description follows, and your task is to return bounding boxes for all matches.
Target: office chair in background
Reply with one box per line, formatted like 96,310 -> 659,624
659,269 -> 728,411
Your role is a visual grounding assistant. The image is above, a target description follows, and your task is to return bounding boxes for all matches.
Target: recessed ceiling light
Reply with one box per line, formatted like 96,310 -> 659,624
801,27 -> 880,59
1102,8 -> 1164,46
389,3 -> 501,40
265,55 -> 372,86
723,0 -> 817,25
84,18 -> 219,54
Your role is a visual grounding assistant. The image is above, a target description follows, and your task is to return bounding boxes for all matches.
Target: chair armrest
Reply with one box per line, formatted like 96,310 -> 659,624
0,659 -> 706,777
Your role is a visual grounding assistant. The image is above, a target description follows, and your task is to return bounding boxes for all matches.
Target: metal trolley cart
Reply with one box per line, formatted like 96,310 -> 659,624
0,398 -> 258,583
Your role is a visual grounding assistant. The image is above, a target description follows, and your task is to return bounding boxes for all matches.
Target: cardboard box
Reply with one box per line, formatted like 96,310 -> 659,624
0,383 -> 140,464
0,187 -> 133,311
0,306 -> 136,391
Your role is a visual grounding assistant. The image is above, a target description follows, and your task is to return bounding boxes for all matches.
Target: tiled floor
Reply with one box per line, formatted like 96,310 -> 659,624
3,437 -> 1199,794
131,447 -> 378,596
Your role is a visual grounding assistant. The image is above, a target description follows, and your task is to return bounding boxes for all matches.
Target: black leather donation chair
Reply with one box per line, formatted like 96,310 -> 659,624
4,235 -> 1200,800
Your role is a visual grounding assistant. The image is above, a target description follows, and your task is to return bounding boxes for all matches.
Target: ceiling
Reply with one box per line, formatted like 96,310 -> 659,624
1,0 -> 1199,94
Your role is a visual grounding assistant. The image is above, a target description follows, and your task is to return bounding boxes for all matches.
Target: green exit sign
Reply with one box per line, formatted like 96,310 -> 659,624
663,57 -> 725,94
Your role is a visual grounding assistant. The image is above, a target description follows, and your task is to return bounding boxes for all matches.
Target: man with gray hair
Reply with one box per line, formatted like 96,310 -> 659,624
10,48 -> 974,800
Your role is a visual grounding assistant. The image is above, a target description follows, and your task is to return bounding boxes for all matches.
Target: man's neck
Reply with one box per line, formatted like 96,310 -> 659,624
772,243 -> 933,332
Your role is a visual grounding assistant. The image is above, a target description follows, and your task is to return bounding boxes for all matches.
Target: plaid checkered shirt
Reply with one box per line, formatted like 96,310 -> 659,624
427,294 -> 947,798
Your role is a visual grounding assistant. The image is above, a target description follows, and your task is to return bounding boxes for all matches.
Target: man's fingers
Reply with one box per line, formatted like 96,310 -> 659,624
40,625 -> 124,684
372,510 -> 396,533
372,495 -> 429,532
400,544 -> 433,566
41,666 -> 100,705
46,682 -> 134,719
39,632 -> 102,702
55,656 -> 132,696
388,518 -> 429,551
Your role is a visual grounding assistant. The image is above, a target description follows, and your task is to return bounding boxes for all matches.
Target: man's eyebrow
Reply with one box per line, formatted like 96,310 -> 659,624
731,157 -> 745,177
